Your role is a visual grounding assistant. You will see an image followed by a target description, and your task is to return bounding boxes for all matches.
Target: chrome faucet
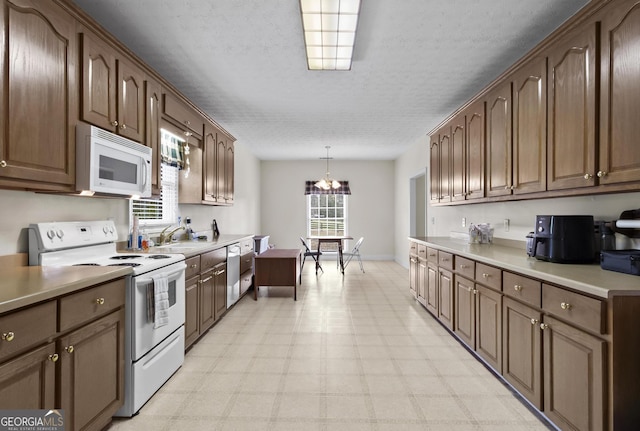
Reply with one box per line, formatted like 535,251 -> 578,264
159,225 -> 186,245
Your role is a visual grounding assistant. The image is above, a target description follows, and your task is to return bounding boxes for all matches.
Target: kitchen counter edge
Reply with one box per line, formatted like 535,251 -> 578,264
145,234 -> 254,258
409,236 -> 640,299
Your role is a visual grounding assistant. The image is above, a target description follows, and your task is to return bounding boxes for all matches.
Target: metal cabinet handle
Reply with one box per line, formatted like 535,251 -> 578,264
95,298 -> 105,305
472,289 -> 478,295
540,323 -> 548,330
513,285 -> 522,292
190,264 -> 198,269
597,171 -> 607,178
214,269 -> 226,276
111,120 -> 118,127
530,318 -> 538,325
48,353 -> 59,362
65,345 -> 74,354
584,173 -> 593,180
0,160 -> 6,168
482,273 -> 489,279
560,302 -> 572,310
200,276 -> 213,283
120,124 -> 127,130
460,264 -> 468,269
2,332 -> 15,342
441,258 -> 449,262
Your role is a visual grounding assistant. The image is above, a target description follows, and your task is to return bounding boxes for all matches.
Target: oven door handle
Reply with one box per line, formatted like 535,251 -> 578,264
136,262 -> 186,285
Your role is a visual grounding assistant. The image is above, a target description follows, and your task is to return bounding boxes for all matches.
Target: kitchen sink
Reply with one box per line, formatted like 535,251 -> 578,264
153,243 -> 200,250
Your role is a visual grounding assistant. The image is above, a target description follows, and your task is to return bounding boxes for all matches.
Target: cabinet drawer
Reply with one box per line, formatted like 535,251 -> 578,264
438,251 -> 454,270
59,279 -> 126,332
417,244 -> 427,260
240,269 -> 253,296
163,92 -> 204,137
426,247 -> 438,264
475,263 -> 502,291
409,241 -> 418,256
542,284 -> 605,334
455,256 -> 475,279
185,255 -> 201,279
503,272 -> 541,307
201,248 -> 226,271
239,238 -> 254,254
0,301 -> 57,362
240,253 -> 254,274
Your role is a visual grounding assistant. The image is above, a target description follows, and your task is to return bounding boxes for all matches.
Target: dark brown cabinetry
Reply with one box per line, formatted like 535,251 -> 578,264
450,118 -> 466,202
0,0 -> 77,191
429,136 -> 440,204
203,122 -> 235,205
0,278 -> 126,431
547,22 -> 597,190
598,0 -> 640,186
408,242 -> 418,298
512,56 -> 547,195
485,81 -> 513,197
80,29 -> 145,143
437,252 -> 454,330
464,101 -> 485,200
438,127 -> 451,203
163,92 -> 204,140
184,248 -> 227,350
145,78 -> 162,195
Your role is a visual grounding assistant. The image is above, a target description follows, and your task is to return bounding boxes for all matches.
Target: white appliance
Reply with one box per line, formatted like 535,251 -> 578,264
76,122 -> 152,198
29,220 -> 185,417
226,244 -> 241,308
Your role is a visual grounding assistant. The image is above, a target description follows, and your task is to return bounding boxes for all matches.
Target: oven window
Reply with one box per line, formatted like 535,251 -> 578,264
168,279 -> 177,307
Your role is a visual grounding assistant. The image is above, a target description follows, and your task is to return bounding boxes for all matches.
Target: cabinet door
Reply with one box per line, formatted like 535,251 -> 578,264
465,101 -> 485,200
203,123 -> 217,203
184,275 -> 199,349
80,30 -> 117,132
547,23 -> 597,190
409,257 -> 418,298
224,141 -> 235,203
485,81 -> 512,197
502,297 -> 542,409
116,59 -> 145,142
199,269 -> 215,332
0,342 -> 56,409
0,0 -> 77,188
425,263 -> 439,316
429,136 -> 440,203
454,275 -> 475,348
438,127 -> 451,203
145,78 -> 162,195
599,0 -> 640,185
450,118 -> 466,202
438,268 -> 454,330
214,262 -> 227,321
475,285 -> 502,372
542,316 -> 605,431
58,309 -> 125,431
177,140 -> 203,204
512,56 -> 547,194
216,135 -> 226,203
417,259 -> 427,306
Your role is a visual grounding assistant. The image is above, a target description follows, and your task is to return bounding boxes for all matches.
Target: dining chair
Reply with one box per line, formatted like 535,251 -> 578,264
342,237 -> 365,272
300,237 -> 323,275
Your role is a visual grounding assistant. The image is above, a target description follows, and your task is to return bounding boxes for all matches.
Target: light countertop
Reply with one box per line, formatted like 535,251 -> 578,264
144,234 -> 254,257
0,265 -> 131,314
410,237 -> 640,299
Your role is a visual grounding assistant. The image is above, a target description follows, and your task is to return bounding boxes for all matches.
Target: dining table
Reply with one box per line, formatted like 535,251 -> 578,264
308,236 -> 353,274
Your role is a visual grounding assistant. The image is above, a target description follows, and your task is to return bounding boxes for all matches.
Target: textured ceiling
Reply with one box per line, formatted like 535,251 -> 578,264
71,0 -> 590,161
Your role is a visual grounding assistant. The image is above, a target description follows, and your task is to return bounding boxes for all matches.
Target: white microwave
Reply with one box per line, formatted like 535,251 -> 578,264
76,123 -> 152,198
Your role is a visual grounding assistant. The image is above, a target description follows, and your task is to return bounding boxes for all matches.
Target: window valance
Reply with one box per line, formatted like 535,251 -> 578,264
304,180 -> 351,195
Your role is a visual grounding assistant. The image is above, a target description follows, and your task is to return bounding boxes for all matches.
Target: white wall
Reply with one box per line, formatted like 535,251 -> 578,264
260,160 -> 395,260
0,141 -> 262,256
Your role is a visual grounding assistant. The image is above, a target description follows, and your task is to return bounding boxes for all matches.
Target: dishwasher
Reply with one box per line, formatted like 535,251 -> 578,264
227,244 -> 241,308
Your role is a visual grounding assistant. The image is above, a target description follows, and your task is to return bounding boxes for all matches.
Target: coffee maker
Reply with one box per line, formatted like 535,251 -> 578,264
529,215 -> 595,263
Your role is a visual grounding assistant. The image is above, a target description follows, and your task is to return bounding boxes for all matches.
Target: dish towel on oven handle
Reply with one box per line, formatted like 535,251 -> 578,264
150,273 -> 170,328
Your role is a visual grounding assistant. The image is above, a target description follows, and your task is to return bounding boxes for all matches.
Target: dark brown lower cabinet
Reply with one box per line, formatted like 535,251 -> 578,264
437,268 -> 454,330
409,256 -> 418,298
425,263 -> 438,316
417,259 -> 427,306
199,268 -> 215,333
184,274 -> 200,348
0,342 -> 56,409
503,297 -> 543,409
454,275 -> 475,348
542,316 -> 606,431
58,309 -> 125,431
475,285 -> 502,372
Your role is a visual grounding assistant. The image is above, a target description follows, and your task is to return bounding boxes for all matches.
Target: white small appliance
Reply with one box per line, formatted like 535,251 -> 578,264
76,122 -> 152,197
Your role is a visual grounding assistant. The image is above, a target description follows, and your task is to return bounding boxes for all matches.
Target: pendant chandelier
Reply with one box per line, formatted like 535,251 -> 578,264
315,146 -> 341,190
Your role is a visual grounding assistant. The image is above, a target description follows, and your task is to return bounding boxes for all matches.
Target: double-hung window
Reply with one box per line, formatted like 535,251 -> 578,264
307,194 -> 348,251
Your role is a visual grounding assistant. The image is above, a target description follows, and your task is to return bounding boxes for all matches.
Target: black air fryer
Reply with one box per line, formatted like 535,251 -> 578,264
531,215 -> 595,263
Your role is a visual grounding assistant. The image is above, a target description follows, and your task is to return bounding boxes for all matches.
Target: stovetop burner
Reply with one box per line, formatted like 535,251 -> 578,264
110,255 -> 143,260
147,255 -> 172,259
108,262 -> 142,267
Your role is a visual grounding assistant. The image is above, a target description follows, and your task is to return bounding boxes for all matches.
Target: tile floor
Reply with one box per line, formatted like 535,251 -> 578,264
109,260 -> 553,431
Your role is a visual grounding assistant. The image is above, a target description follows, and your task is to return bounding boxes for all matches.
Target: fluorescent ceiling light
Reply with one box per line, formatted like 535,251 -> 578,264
300,0 -> 361,71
